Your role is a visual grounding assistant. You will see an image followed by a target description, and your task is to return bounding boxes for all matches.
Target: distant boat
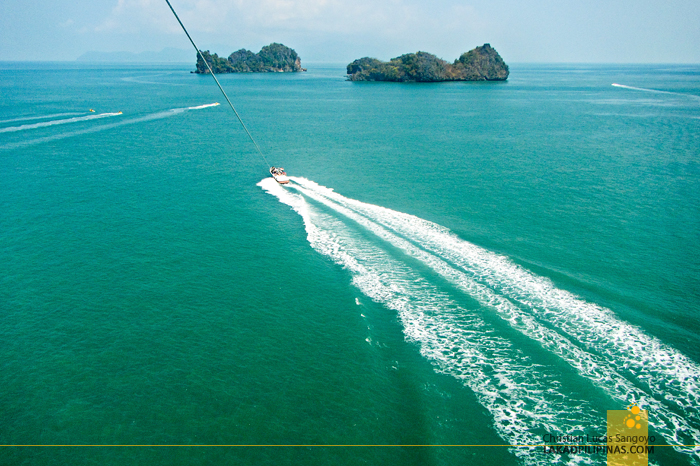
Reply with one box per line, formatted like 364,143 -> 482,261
270,166 -> 290,184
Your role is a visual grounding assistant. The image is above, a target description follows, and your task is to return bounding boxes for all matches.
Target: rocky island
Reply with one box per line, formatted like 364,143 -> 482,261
195,43 -> 306,73
347,44 -> 508,82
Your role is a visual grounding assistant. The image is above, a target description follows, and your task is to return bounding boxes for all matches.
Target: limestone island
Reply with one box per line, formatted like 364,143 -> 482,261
195,43 -> 306,74
347,44 -> 508,82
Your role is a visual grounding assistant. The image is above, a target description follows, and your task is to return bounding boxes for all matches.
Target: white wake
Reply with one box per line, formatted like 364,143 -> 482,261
260,176 -> 700,463
0,112 -> 123,134
612,83 -> 700,101
0,112 -> 85,125
0,104 -> 220,150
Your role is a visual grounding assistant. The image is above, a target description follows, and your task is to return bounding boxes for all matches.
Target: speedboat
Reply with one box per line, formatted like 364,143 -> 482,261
270,166 -> 290,184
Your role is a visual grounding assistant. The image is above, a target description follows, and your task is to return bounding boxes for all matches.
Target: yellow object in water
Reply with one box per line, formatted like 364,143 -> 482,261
89,109 -> 95,112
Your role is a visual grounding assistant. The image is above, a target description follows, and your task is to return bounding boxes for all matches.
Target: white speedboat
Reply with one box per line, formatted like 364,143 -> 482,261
270,166 -> 290,184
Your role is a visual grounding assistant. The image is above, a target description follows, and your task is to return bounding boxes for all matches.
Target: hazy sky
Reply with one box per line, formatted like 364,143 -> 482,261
1,0 -> 699,63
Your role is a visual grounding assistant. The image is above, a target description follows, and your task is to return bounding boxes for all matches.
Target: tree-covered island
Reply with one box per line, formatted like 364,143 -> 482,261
195,43 -> 306,73
347,44 -> 508,82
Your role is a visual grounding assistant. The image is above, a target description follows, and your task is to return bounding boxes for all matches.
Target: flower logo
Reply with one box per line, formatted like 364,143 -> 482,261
623,405 -> 643,429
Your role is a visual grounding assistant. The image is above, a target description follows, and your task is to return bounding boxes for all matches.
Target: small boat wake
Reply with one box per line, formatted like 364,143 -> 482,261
188,102 -> 220,110
259,176 -> 700,464
612,83 -> 700,102
0,112 -> 86,125
0,112 -> 123,134
0,104 -> 219,150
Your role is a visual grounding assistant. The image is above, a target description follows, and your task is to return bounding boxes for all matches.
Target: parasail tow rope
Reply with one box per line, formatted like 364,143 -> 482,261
164,0 -> 271,170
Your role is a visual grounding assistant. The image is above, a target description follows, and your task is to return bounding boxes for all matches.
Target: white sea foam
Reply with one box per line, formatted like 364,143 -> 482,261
0,112 -> 123,134
279,176 -> 700,459
260,178 -> 607,464
612,83 -> 700,102
120,73 -> 184,86
188,102 -> 220,110
0,104 -> 219,150
0,112 -> 85,125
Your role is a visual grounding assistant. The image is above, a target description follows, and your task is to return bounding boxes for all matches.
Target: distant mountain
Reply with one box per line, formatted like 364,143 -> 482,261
195,43 -> 306,73
76,48 -> 192,63
347,44 -> 509,82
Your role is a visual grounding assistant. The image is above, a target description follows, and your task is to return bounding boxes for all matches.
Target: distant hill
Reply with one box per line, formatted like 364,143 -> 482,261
76,47 -> 191,63
195,43 -> 306,74
347,44 -> 509,82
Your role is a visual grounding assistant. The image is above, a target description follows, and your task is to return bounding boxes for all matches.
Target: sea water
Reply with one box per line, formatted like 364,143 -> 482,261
0,62 -> 699,465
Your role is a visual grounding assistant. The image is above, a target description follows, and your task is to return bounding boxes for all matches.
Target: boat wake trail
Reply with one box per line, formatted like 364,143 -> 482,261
0,112 -> 123,134
612,83 -> 700,101
120,73 -> 184,86
0,104 -> 219,150
0,112 -> 86,125
188,103 -> 220,110
259,176 -> 700,464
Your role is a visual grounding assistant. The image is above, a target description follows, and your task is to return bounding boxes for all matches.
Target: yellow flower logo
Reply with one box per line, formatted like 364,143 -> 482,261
623,405 -> 643,429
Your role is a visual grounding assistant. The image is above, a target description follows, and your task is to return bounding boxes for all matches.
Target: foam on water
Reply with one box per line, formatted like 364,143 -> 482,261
0,104 -> 219,150
188,103 -> 220,110
0,112 -> 123,134
0,112 -> 85,125
263,177 -> 700,460
260,178 -> 607,464
120,73 -> 184,86
612,83 -> 700,102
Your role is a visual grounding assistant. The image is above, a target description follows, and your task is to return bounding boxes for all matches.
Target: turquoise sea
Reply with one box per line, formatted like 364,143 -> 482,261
1,61 -> 699,465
